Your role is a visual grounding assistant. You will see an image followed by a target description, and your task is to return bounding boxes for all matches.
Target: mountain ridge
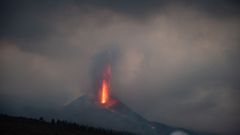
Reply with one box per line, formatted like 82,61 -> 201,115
1,95 -> 217,135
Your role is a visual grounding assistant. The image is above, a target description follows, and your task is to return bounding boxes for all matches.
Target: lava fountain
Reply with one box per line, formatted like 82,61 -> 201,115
98,64 -> 116,107
100,79 -> 109,104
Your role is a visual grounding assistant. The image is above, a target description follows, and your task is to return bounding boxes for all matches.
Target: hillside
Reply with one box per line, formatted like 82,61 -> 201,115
0,114 -> 135,135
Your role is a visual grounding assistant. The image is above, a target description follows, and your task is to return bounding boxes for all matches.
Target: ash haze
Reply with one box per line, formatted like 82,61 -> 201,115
0,0 -> 240,135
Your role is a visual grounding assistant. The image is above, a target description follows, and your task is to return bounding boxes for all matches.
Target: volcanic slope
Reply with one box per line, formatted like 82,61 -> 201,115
60,95 -> 158,135
60,95 -> 215,135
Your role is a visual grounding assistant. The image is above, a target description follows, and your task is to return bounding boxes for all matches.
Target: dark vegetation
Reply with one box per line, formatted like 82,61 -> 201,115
0,114 -> 135,135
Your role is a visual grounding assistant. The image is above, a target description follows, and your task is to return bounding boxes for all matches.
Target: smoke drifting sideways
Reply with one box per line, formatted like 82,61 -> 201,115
0,0 -> 240,135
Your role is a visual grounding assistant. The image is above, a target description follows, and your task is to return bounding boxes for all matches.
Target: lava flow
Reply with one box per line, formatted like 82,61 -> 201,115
98,64 -> 116,107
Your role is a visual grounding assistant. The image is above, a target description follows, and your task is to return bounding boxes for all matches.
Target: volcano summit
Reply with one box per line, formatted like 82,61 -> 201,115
55,60 -> 208,135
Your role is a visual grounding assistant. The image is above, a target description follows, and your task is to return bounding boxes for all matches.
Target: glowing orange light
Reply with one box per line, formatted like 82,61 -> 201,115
100,79 -> 109,104
99,64 -> 112,105
98,64 -> 118,107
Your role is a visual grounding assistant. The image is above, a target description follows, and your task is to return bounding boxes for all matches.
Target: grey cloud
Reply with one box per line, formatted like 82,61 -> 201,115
0,1 -> 240,135
1,0 -> 240,42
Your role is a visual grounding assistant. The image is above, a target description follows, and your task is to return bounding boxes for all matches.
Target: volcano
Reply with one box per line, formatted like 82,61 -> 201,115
13,55 -> 214,135
14,94 -> 213,135
56,61 -> 211,135
56,62 -> 200,135
60,63 -> 159,134
61,95 -> 157,135
58,94 -> 213,135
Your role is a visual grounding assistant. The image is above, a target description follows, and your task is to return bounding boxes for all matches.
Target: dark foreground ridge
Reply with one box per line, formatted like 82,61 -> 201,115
0,114 -> 136,135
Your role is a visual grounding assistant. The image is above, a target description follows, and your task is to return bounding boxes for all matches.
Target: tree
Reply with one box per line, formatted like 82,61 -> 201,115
51,118 -> 55,124
39,116 -> 44,121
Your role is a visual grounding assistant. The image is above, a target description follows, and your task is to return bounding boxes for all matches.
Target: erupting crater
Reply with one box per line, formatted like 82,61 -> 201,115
98,64 -> 117,107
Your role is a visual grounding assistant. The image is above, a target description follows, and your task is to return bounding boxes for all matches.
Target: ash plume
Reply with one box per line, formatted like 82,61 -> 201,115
0,0 -> 240,134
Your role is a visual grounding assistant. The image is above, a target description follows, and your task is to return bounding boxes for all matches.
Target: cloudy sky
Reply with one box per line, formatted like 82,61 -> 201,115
0,0 -> 240,135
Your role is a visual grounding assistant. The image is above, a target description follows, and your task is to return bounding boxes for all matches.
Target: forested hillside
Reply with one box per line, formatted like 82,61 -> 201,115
0,114 -> 135,135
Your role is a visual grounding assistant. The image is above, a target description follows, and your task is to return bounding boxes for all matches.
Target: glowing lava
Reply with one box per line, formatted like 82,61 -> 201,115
100,79 -> 109,104
99,64 -> 116,107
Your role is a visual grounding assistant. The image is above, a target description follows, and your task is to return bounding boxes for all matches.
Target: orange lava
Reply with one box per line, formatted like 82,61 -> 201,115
99,64 -> 116,107
100,79 -> 109,104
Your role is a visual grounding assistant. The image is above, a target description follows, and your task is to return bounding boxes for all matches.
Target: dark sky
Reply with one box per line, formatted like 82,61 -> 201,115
0,0 -> 240,135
